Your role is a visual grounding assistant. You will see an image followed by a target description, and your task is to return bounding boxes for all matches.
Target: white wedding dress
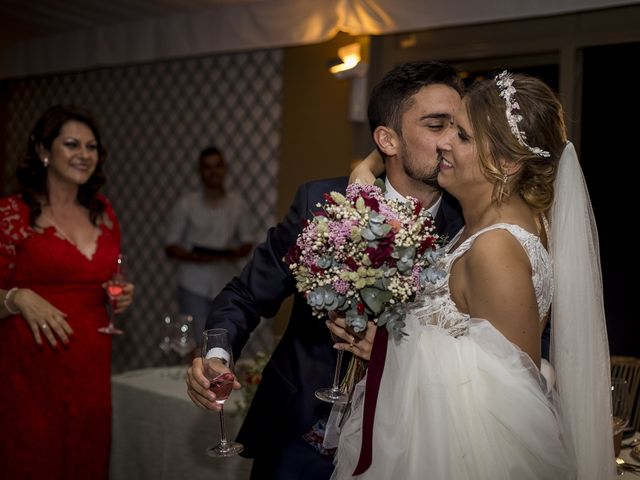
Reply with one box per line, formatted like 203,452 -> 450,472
330,224 -> 576,480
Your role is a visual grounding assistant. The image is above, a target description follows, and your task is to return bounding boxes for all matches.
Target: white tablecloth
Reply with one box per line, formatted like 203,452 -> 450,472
110,366 -> 252,480
621,431 -> 640,476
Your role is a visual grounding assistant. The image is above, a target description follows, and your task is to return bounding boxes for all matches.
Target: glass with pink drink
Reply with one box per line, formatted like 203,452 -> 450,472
202,328 -> 243,457
98,254 -> 127,335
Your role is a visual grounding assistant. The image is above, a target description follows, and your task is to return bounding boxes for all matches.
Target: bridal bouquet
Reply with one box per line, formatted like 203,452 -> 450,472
285,182 -> 444,340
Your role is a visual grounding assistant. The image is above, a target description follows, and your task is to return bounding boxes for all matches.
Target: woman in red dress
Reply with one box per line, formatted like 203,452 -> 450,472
0,105 -> 135,479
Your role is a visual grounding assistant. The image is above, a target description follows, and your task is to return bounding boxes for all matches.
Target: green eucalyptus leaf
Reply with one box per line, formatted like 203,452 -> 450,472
361,287 -> 392,315
361,228 -> 376,241
374,178 -> 386,192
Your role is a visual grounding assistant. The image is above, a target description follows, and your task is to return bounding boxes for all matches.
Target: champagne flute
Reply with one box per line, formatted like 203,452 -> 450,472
171,314 -> 196,378
171,315 -> 196,359
159,315 -> 177,374
99,254 -> 127,335
159,316 -> 174,356
315,325 -> 348,404
202,328 -> 243,457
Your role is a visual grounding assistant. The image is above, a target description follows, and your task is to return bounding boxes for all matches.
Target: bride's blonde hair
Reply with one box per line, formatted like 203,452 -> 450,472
464,73 -> 567,211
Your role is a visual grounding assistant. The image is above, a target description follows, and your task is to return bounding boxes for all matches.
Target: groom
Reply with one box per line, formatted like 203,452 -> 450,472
186,61 -> 464,479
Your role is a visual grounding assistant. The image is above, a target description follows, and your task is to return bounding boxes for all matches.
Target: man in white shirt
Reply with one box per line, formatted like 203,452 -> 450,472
165,146 -> 254,343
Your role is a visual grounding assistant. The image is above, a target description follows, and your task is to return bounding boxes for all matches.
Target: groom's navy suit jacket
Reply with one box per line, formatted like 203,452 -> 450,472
206,177 -> 463,478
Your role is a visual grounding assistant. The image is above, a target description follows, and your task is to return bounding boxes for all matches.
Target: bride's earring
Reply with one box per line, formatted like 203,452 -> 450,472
42,157 -> 49,167
495,170 -> 509,204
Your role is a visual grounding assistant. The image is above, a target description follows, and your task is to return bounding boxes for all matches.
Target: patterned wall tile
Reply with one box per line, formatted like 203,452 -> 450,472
2,49 -> 282,372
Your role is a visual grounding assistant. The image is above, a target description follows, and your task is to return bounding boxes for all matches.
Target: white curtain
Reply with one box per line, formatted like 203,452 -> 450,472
2,0 -> 634,79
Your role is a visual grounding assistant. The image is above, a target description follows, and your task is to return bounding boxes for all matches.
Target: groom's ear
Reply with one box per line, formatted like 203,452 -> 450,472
373,126 -> 399,157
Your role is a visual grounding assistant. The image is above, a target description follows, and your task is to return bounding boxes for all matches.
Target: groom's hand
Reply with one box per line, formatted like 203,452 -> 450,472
186,357 -> 241,411
327,317 -> 376,361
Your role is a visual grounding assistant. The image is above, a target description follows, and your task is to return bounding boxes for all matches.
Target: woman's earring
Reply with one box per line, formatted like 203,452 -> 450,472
496,172 -> 509,204
42,157 -> 49,167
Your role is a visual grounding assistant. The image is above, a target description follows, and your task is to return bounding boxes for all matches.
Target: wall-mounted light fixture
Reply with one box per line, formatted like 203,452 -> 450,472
328,41 -> 369,122
329,42 -> 362,75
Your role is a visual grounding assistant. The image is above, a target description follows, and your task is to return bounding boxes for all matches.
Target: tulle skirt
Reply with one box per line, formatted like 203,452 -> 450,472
329,319 -> 576,480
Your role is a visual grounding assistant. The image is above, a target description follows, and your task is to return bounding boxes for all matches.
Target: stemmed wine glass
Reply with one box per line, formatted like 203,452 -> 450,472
171,314 -> 196,376
611,377 -> 632,463
159,316 -> 174,356
315,325 -> 348,404
158,315 -> 177,373
99,254 -> 127,335
202,328 -> 243,457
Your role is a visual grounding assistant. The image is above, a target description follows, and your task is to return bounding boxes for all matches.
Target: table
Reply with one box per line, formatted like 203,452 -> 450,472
110,366 -> 252,480
620,431 -> 640,476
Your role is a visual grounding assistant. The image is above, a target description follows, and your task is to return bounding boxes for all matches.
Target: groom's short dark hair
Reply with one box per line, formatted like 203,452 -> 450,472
368,61 -> 463,135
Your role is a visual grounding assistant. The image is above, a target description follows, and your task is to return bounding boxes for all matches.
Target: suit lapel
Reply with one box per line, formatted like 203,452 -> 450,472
434,191 -> 464,242
375,174 -> 463,242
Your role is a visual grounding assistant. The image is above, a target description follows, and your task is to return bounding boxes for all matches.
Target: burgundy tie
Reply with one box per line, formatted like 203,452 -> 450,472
352,327 -> 389,475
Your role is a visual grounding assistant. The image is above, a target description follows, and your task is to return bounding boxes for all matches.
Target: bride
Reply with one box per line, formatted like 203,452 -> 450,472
329,72 -> 616,479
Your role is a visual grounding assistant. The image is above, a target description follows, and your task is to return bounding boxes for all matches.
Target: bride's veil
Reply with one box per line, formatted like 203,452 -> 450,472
550,141 -> 616,479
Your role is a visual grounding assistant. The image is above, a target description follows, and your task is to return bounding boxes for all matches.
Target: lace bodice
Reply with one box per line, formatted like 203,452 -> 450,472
413,223 -> 553,337
0,194 -> 120,289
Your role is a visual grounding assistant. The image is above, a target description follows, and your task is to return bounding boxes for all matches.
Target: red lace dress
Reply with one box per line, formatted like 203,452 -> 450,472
0,194 -> 120,480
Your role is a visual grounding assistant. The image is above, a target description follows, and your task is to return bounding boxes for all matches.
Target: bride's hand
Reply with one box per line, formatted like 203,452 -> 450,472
349,149 -> 384,185
326,316 -> 376,361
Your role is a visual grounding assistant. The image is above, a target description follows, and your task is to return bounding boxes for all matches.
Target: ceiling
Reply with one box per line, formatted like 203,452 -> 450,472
0,0 -> 261,48
1,0 -> 635,79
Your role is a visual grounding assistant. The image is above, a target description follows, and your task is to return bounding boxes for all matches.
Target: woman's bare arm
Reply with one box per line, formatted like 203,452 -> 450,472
349,149 -> 384,185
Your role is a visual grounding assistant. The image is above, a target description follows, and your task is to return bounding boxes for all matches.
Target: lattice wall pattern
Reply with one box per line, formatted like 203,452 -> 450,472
2,49 -> 282,372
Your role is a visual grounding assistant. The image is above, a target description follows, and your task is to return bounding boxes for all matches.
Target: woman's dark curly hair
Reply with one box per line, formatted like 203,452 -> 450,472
16,105 -> 108,226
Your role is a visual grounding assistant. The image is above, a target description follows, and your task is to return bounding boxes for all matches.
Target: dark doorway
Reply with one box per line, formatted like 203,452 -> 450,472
582,42 -> 638,356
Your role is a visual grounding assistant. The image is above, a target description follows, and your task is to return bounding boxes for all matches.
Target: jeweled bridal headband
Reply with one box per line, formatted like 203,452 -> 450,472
494,71 -> 551,158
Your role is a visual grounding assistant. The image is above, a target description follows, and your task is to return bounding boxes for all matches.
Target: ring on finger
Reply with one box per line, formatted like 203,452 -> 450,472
41,324 -> 48,329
